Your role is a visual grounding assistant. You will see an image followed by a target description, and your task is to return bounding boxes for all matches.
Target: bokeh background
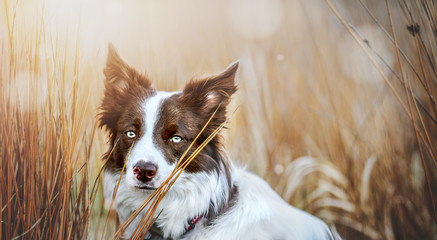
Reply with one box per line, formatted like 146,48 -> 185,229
1,0 -> 436,239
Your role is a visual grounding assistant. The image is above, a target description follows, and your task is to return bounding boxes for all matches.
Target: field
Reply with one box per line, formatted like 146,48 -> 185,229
1,0 -> 436,239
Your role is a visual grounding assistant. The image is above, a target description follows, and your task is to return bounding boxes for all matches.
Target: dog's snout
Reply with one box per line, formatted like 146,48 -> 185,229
133,161 -> 158,182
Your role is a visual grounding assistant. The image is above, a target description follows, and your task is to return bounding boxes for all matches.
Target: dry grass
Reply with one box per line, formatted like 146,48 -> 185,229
0,1 -> 95,239
1,0 -> 436,239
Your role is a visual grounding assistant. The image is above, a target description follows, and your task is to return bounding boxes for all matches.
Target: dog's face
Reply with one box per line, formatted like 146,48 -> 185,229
99,44 -> 238,191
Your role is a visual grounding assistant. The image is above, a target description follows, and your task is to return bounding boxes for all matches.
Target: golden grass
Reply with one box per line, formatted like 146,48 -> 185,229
1,2 -> 95,239
1,0 -> 436,239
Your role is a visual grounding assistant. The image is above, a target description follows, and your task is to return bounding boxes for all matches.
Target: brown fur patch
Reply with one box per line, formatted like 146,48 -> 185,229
99,44 -> 239,180
152,61 -> 239,173
99,44 -> 155,170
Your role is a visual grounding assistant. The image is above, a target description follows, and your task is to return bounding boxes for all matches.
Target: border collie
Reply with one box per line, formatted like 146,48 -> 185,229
99,44 -> 338,240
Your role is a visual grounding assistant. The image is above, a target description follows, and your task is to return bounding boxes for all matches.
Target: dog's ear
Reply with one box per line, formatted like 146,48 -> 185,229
99,43 -> 152,134
182,61 -> 239,116
104,43 -> 152,92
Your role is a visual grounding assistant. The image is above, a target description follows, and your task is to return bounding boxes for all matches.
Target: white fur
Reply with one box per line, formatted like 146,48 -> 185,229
182,168 -> 335,240
104,166 -> 337,240
103,91 -> 339,240
104,161 -> 231,239
125,91 -> 177,189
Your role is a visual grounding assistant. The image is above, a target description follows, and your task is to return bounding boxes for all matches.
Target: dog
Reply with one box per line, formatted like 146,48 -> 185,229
99,44 -> 338,240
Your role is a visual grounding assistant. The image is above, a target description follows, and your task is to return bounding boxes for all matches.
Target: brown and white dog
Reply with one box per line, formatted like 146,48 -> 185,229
99,44 -> 337,240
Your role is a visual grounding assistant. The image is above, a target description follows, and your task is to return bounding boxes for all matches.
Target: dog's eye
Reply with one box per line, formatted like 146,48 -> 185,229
125,131 -> 136,138
170,135 -> 183,143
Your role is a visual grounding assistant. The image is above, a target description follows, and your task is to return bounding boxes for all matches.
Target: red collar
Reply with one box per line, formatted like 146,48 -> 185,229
185,215 -> 203,232
147,215 -> 204,239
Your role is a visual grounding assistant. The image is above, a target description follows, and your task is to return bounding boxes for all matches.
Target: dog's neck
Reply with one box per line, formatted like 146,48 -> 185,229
155,160 -> 234,239
104,154 -> 235,239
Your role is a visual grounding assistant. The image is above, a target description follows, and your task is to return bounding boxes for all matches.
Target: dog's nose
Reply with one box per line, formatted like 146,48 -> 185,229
133,161 -> 158,182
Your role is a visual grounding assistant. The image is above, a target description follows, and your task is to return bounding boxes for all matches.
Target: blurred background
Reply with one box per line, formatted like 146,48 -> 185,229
1,0 -> 436,239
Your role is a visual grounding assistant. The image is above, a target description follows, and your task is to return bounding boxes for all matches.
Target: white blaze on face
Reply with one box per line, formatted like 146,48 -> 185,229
125,91 -> 177,188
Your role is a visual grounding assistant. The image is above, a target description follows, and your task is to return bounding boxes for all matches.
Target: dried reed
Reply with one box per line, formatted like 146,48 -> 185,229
2,0 -> 437,239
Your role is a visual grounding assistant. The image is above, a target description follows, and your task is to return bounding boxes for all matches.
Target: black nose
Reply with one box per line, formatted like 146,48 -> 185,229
133,161 -> 158,182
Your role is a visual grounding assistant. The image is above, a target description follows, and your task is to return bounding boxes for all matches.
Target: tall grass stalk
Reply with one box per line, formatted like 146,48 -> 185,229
1,2 -> 94,239
385,0 -> 436,226
2,0 -> 437,239
325,0 -> 437,238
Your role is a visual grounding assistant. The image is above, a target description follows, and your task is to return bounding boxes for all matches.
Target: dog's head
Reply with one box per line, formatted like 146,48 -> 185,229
99,44 -> 238,191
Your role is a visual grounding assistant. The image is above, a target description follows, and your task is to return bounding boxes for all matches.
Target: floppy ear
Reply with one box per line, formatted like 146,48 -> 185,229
182,61 -> 239,116
99,43 -> 152,133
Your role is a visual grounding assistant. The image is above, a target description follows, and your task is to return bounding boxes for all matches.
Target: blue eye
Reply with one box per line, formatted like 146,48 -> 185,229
170,135 -> 183,143
125,131 -> 136,138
